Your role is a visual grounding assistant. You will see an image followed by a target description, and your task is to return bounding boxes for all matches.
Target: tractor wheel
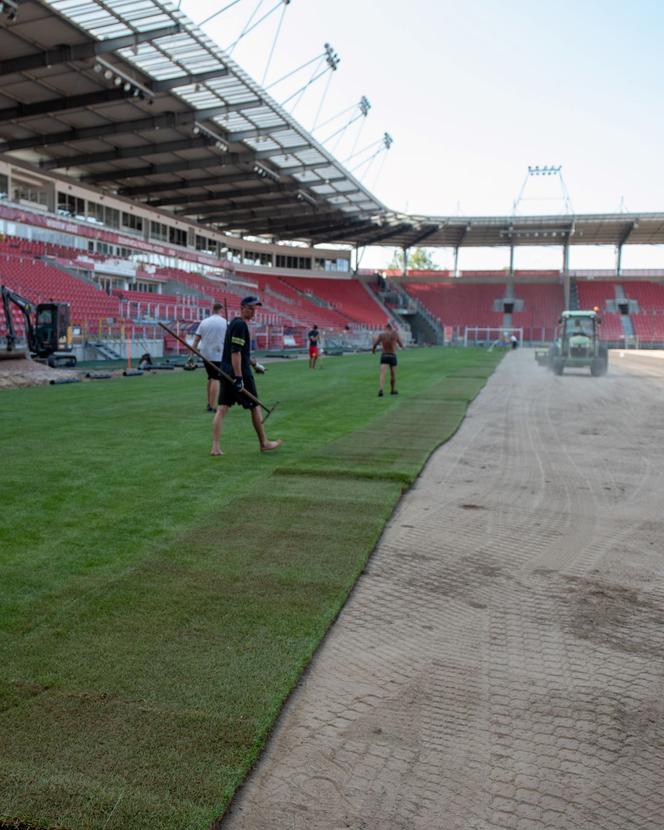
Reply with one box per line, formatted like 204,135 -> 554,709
553,358 -> 564,375
591,358 -> 608,377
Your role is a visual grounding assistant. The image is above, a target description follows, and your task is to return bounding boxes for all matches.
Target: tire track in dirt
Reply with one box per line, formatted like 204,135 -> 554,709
221,349 -> 664,830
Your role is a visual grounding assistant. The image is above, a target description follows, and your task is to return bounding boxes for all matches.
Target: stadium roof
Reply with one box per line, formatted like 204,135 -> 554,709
1,0 -> 664,249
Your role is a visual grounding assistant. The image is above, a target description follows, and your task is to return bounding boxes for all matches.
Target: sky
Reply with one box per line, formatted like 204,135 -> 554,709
179,0 -> 664,270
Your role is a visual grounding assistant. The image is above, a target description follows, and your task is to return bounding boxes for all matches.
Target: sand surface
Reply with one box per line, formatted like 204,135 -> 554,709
221,349 -> 664,830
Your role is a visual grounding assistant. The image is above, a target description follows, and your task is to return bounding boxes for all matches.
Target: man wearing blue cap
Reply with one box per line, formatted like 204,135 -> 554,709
211,295 -> 282,455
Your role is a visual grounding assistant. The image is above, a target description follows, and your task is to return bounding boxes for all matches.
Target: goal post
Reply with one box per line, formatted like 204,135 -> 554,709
463,326 -> 524,348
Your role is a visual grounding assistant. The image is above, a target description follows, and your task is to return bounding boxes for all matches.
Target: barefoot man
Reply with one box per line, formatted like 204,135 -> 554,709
372,322 -> 404,397
211,295 -> 282,456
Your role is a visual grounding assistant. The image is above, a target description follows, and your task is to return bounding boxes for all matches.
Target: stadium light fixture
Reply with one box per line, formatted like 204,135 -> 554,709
0,0 -> 17,22
253,162 -> 281,184
94,58 -> 152,101
324,43 -> 340,71
296,190 -> 317,207
191,122 -> 228,151
527,165 -> 561,176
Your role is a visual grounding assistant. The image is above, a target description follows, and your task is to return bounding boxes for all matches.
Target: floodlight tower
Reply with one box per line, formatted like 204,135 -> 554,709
512,165 -> 573,216
511,164 -> 575,307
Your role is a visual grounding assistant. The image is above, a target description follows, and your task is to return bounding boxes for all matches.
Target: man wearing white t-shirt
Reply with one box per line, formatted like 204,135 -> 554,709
193,302 -> 228,412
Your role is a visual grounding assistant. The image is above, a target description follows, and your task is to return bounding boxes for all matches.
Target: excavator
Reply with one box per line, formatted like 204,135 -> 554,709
1,284 -> 77,367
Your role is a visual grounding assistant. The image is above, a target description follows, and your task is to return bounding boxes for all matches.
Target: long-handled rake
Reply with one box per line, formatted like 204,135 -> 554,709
158,322 -> 278,421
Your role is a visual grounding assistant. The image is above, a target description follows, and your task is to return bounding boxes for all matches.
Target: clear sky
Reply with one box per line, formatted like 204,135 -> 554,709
179,0 -> 664,270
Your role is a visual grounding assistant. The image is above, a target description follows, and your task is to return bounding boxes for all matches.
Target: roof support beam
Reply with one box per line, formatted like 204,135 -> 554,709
185,192 -> 321,219
0,99 -> 262,154
198,199 -> 318,223
618,220 -> 638,247
216,207 -> 343,229
147,177 -> 347,207
0,70 -> 232,128
352,223 -> 413,246
0,25 -> 182,76
407,223 -> 442,247
0,87 -> 132,124
225,211 -> 361,236
272,161 -> 337,176
82,143 -> 306,184
119,169 -> 255,197
130,172 -> 346,201
82,153 -> 245,184
309,220 -> 379,243
41,136 -> 214,171
151,68 -> 229,92
168,183 -> 301,212
225,124 -> 289,142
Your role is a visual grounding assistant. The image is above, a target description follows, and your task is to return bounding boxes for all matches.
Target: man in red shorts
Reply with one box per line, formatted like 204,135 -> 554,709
308,324 -> 320,369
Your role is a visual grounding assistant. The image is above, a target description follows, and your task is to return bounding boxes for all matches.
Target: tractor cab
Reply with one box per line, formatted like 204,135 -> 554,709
549,309 -> 608,376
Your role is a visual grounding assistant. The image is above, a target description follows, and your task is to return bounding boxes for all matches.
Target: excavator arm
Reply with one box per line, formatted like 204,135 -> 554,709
1,284 -> 37,353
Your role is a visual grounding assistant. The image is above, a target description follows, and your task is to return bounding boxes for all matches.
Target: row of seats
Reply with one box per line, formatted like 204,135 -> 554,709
404,282 -> 506,328
1,255 -> 118,323
280,276 -> 387,327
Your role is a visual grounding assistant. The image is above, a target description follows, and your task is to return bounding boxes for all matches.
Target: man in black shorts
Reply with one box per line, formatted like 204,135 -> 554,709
192,302 -> 227,412
372,322 -> 404,396
211,295 -> 282,455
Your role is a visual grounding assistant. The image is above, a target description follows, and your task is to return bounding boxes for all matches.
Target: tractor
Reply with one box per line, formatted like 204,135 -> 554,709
547,309 -> 608,376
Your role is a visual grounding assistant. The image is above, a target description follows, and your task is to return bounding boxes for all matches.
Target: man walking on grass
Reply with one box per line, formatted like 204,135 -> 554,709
372,321 -> 404,397
193,302 -> 227,412
211,296 -> 282,456
308,324 -> 320,369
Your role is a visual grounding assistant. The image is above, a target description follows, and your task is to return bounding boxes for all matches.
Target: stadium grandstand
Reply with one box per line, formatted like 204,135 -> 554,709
2,0 -> 664,361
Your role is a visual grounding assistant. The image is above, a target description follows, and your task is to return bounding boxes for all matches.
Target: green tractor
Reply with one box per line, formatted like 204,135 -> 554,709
547,310 -> 608,376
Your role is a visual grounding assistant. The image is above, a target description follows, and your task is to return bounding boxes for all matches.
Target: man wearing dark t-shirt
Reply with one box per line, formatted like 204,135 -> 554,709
211,296 -> 282,456
308,324 -> 320,369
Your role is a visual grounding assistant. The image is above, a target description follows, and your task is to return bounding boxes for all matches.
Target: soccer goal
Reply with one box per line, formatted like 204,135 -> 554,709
463,326 -> 524,348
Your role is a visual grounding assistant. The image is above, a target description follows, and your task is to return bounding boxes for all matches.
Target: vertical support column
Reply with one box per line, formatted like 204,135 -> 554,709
615,244 -> 623,277
402,247 -> 408,277
353,244 -> 360,275
453,246 -> 459,278
562,242 -> 570,309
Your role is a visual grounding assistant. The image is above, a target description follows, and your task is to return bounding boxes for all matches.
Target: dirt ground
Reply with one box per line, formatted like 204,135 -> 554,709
0,356 -> 77,389
221,349 -> 664,830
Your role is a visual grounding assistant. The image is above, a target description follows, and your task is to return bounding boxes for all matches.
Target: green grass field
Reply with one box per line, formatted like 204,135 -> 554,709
0,347 -> 502,830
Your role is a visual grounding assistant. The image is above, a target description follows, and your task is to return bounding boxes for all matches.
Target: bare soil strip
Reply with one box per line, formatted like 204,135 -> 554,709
221,349 -> 664,830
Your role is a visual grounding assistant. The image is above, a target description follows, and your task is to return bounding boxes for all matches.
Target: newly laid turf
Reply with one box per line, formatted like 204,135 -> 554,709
0,347 -> 502,830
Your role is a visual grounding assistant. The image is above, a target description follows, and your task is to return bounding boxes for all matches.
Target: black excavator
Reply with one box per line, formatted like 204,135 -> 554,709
1,284 -> 77,367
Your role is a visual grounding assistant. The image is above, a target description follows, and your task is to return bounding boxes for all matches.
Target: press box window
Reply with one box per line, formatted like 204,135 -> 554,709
57,192 -> 85,216
122,212 -> 143,233
150,221 -> 168,242
169,226 -> 187,247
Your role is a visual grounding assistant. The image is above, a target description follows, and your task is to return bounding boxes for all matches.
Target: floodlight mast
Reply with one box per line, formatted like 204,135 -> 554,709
281,42 -> 340,109
512,164 -> 574,215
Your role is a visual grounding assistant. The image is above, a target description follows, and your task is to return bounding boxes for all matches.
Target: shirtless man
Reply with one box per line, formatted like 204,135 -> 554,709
372,322 -> 404,397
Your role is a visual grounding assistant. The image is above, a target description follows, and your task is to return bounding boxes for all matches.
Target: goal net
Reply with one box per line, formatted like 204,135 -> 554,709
463,327 -> 524,348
